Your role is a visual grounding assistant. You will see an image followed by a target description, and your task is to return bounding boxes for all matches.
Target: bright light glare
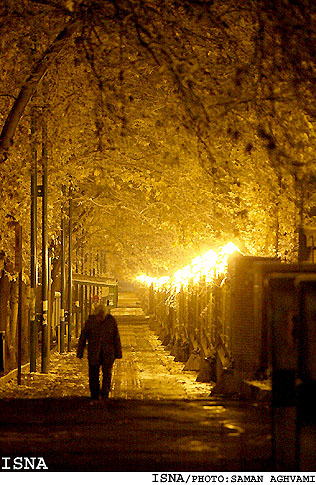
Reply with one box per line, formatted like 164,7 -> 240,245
136,241 -> 241,291
136,274 -> 170,289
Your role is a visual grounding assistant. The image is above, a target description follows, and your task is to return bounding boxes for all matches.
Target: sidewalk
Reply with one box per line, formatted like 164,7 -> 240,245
0,300 -> 212,401
0,347 -> 90,399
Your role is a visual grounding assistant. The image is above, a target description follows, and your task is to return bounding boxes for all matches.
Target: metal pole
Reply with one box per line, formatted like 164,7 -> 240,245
30,111 -> 38,372
149,283 -> 154,314
96,251 -> 100,300
74,248 -> 79,337
48,248 -> 52,349
41,119 -> 49,373
114,282 -> 118,308
92,252 -> 95,307
81,247 -> 85,330
74,284 -> 79,338
80,284 -> 84,332
60,185 -> 66,353
85,285 -> 89,321
15,223 -> 22,385
89,250 -> 92,315
67,185 -> 73,352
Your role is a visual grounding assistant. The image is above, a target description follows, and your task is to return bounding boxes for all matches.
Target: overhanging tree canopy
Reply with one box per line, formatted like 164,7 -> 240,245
1,0 -> 316,277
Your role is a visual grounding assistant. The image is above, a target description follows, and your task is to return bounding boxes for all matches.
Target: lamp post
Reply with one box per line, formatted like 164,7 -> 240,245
60,184 -> 66,353
30,110 -> 38,372
41,118 -> 49,373
67,185 -> 73,352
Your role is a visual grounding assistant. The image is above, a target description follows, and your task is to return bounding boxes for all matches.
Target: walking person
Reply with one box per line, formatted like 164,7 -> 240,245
77,304 -> 122,401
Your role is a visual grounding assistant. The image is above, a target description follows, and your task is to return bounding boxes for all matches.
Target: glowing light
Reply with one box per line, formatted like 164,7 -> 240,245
136,242 -> 241,292
215,242 -> 241,277
136,274 -> 170,289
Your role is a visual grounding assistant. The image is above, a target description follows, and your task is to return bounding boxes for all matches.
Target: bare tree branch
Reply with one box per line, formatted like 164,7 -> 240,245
30,0 -> 74,17
0,17 -> 81,163
0,94 -> 17,100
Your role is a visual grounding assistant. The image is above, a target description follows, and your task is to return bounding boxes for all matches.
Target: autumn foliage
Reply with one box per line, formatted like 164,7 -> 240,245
1,0 -> 316,279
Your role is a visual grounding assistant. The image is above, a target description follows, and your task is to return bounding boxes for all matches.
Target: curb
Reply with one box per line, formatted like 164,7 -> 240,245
241,379 -> 272,402
0,341 -> 66,386
0,362 -> 31,385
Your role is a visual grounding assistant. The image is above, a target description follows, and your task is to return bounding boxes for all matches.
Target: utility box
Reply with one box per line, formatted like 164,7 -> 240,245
266,275 -> 299,471
215,256 -> 316,395
253,262 -> 316,375
264,270 -> 316,471
295,276 -> 316,471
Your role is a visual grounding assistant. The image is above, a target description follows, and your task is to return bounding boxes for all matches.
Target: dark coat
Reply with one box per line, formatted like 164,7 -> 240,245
77,314 -> 122,366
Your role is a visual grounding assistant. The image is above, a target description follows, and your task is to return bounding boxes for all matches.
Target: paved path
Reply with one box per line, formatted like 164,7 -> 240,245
0,292 -> 272,472
0,323 -> 212,400
0,293 -> 212,400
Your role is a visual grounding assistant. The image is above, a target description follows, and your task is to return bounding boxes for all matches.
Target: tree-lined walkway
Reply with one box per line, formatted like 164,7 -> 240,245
0,292 -> 212,400
0,292 -> 272,472
0,322 -> 212,400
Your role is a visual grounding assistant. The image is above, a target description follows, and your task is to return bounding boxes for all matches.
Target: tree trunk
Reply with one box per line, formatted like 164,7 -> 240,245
22,281 -> 30,362
296,175 -> 306,262
0,18 -> 80,162
7,279 -> 19,367
0,273 -> 10,333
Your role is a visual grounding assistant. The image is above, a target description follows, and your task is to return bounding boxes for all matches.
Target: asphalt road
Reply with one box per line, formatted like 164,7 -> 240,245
0,396 -> 272,472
